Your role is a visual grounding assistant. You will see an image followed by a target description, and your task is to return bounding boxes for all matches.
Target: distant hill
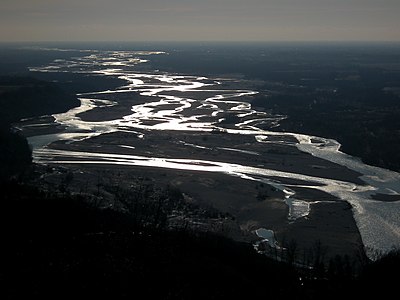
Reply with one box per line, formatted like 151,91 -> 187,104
0,76 -> 80,125
0,76 -> 80,180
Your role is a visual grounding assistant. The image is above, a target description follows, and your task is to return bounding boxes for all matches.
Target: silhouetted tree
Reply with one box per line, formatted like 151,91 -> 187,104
286,239 -> 298,266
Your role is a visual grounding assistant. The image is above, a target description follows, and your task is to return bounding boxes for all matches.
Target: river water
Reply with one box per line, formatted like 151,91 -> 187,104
25,47 -> 400,257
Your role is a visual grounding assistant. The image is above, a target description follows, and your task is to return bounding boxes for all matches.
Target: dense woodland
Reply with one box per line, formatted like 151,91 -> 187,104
0,76 -> 80,124
252,77 -> 400,171
0,76 -> 79,181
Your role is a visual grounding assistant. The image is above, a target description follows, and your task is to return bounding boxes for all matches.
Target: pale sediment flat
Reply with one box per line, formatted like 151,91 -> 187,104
37,159 -> 362,259
39,128 -> 365,259
48,129 -> 365,186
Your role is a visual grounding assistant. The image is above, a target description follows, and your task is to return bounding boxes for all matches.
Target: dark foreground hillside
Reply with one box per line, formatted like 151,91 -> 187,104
0,182 -> 299,300
0,180 -> 399,300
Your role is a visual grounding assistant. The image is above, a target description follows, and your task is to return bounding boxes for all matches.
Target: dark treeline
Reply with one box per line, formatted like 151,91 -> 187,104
0,76 -> 80,124
0,126 -> 31,181
0,76 -> 79,181
252,85 -> 400,171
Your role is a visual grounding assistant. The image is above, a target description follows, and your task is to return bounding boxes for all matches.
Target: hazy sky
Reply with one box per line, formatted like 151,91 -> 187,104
1,0 -> 399,42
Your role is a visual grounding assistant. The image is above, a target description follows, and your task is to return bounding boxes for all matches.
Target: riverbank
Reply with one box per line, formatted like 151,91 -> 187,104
35,135 -> 364,261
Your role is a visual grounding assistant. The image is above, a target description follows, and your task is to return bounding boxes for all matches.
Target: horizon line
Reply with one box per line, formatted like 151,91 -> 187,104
1,40 -> 400,44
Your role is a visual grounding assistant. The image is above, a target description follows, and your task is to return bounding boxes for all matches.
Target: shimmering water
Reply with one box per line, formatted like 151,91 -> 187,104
25,47 -> 400,257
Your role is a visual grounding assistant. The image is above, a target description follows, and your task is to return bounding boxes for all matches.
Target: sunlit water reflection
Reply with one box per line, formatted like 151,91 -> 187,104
25,48 -> 400,256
